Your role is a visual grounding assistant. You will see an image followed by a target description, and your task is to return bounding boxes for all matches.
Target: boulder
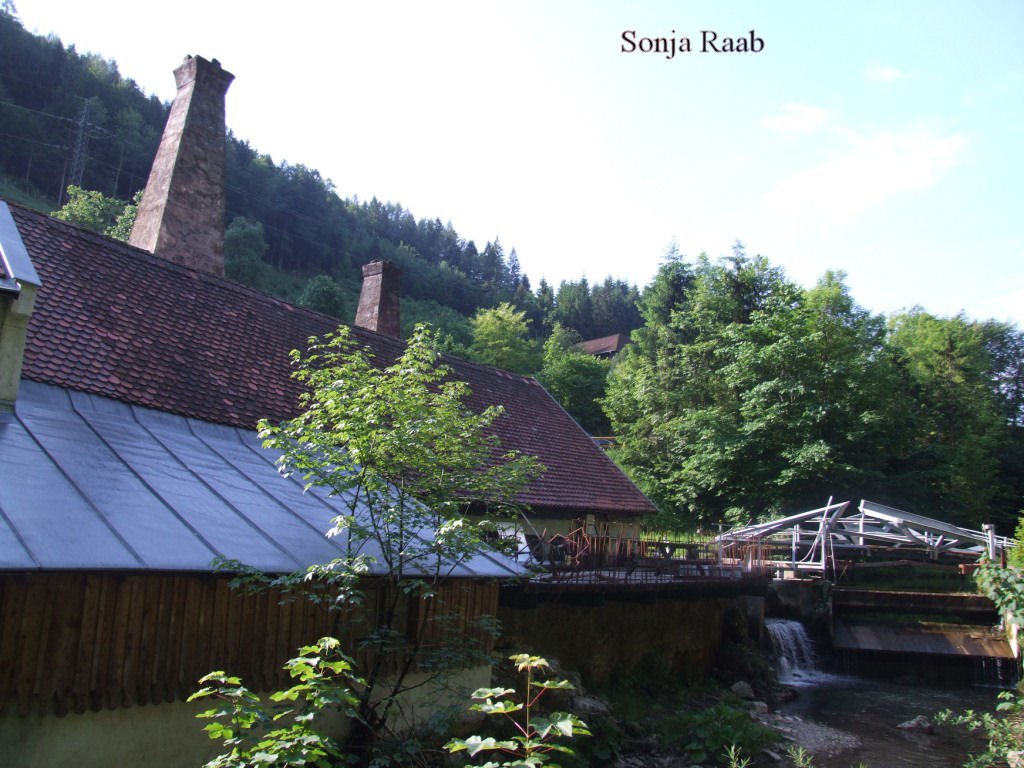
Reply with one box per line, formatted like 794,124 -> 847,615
731,680 -> 755,699
896,715 -> 934,733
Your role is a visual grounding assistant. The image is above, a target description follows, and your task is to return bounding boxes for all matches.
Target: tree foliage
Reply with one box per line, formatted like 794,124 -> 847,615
251,325 -> 542,763
935,559 -> 1024,768
51,185 -> 137,239
445,654 -> 589,768
468,303 -> 542,375
296,275 -> 348,319
885,310 -> 1014,525
189,637 -> 361,768
538,323 -> 611,434
606,246 -> 1023,530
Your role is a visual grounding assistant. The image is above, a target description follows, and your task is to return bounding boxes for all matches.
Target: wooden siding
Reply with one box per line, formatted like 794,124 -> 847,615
0,573 -> 498,718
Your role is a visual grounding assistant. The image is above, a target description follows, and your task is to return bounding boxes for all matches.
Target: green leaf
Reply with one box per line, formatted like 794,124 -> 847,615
471,686 -> 516,699
445,735 -> 516,756
473,699 -> 524,715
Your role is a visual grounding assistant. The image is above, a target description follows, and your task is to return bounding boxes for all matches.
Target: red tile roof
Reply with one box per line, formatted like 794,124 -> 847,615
10,203 -> 656,518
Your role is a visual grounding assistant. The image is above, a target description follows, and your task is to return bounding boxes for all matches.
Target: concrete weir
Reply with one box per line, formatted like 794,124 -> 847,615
768,579 -> 1021,684
831,588 -> 1013,656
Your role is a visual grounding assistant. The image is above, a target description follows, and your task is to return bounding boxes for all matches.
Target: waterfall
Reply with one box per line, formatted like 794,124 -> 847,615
973,655 -> 1022,688
766,618 -> 829,685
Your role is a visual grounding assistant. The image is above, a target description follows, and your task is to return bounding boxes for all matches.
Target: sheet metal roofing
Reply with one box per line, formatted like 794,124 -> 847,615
7,201 -> 656,518
0,380 -> 524,577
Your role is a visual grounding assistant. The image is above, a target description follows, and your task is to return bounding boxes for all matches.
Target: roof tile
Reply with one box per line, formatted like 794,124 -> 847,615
10,203 -> 656,518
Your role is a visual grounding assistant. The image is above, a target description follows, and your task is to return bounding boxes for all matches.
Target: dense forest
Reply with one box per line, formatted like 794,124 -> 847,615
1,7 -> 1021,532
605,245 -> 1024,532
0,8 -> 642,347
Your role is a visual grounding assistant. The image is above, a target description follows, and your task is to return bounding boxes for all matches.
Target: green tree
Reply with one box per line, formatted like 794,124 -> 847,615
51,185 -> 136,239
224,216 -> 271,291
531,278 -> 556,339
400,296 -> 473,350
190,637 -> 361,768
296,274 -> 348,318
590,276 -> 643,338
468,302 -> 542,375
606,253 -> 900,528
104,189 -> 141,240
551,278 -> 593,338
1010,515 -> 1024,568
887,311 -> 1010,527
538,323 -> 611,434
250,325 -> 542,764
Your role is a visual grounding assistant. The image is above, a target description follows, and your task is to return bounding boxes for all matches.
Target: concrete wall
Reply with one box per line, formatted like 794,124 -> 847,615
767,578 -> 830,622
1,697 -> 225,768
498,595 -> 734,687
1,666 -> 490,768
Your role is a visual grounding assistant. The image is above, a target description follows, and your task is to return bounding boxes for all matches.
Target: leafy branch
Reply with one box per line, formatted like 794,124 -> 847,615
188,637 -> 362,768
445,654 -> 590,767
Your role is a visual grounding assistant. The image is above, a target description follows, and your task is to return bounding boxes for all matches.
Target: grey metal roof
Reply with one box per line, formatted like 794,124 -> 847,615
0,201 -> 40,294
0,380 -> 524,578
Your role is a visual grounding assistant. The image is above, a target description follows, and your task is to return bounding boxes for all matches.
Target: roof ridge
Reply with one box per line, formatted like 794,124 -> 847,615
12,203 -> 550,389
9,198 -> 658,516
11,200 -> 367,329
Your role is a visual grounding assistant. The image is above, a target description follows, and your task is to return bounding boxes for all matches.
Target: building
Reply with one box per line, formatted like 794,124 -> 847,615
574,332 -> 630,359
0,55 -> 656,767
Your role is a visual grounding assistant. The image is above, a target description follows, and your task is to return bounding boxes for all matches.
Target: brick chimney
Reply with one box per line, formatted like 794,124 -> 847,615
129,55 -> 234,276
354,260 -> 401,337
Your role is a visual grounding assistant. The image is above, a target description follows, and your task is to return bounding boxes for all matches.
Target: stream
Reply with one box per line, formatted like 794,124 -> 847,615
766,618 -> 1006,767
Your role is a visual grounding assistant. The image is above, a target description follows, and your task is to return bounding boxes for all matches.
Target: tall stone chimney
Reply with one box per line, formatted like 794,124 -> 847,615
354,260 -> 401,337
129,55 -> 234,276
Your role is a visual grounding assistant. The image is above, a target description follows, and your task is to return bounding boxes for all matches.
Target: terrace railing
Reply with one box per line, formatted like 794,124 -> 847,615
516,523 -> 772,588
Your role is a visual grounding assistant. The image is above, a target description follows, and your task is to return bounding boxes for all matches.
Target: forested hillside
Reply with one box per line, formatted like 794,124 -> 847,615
0,9 -> 642,347
2,8 -> 1020,532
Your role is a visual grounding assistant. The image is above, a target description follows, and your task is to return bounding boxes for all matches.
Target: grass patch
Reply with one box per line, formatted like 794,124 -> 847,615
0,176 -> 54,212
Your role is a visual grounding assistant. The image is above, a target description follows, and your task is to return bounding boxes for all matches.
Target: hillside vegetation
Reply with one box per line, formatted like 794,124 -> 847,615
0,9 -> 642,346
2,7 -> 1021,532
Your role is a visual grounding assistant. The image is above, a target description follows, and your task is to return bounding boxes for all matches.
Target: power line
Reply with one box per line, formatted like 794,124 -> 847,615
0,97 -> 78,126
0,131 -> 68,151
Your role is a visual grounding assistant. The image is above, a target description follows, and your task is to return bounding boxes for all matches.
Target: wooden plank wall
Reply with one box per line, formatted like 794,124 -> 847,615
0,572 -> 498,718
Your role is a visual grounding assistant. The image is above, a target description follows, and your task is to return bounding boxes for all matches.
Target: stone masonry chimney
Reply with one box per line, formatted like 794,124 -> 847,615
129,55 -> 234,276
354,260 -> 401,337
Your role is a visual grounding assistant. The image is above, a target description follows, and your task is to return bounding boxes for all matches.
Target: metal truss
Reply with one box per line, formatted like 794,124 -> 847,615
717,499 -> 1016,573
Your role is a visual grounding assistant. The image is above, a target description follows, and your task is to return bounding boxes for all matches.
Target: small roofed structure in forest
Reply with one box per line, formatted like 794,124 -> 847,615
574,332 -> 630,359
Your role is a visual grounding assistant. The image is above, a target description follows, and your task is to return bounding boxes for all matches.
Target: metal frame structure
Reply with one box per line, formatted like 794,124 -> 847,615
717,499 -> 1017,576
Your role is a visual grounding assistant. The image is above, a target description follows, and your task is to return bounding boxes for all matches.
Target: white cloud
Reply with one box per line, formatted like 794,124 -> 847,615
865,65 -> 906,83
761,104 -> 831,135
762,130 -> 966,228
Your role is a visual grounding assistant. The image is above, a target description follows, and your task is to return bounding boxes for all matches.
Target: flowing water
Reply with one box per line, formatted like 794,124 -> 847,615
765,618 -> 1003,768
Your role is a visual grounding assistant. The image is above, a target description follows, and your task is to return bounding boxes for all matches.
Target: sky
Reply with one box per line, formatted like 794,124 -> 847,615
14,0 -> 1024,326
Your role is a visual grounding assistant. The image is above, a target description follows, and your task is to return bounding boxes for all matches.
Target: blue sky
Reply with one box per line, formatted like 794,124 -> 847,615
15,0 -> 1024,326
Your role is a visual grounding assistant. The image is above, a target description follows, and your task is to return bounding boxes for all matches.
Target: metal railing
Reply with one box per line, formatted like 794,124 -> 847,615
516,524 -> 772,587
